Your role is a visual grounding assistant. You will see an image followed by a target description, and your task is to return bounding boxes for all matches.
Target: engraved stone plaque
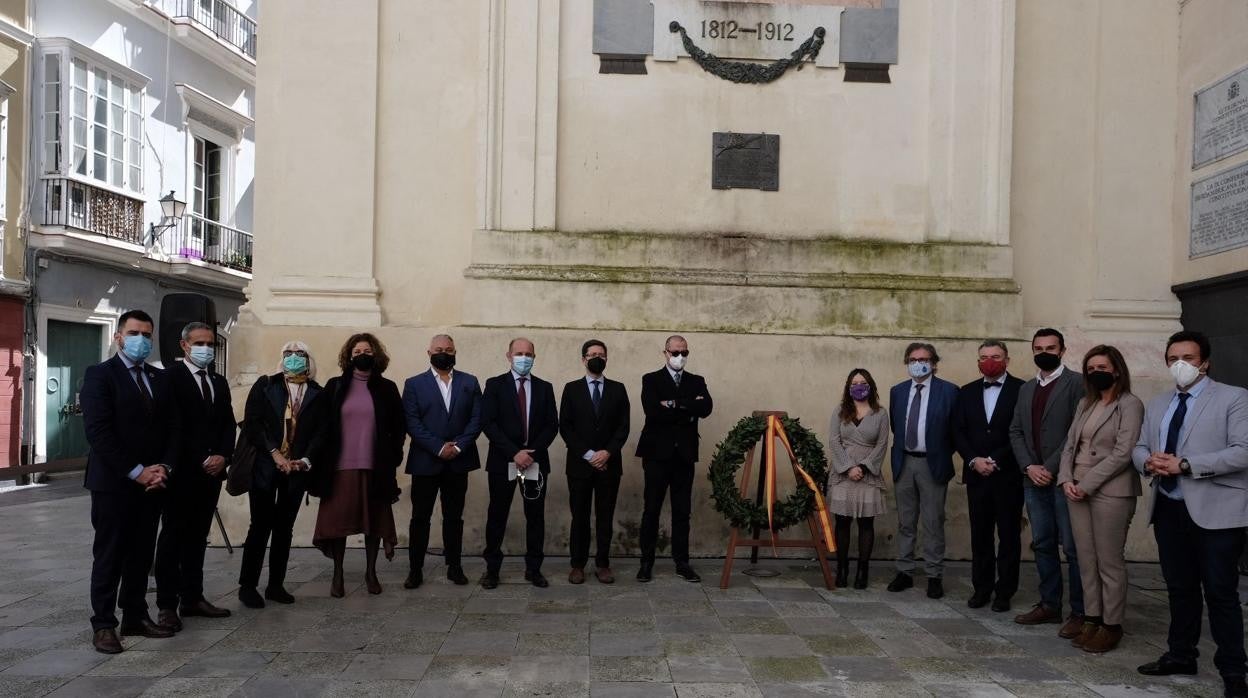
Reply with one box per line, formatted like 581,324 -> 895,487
653,0 -> 843,68
1194,65 -> 1248,169
712,132 -> 779,191
1190,160 -> 1248,258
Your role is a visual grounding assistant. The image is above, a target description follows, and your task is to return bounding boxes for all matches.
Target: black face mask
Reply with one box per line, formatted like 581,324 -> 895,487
351,354 -> 375,372
1033,352 -> 1061,372
1087,370 -> 1116,391
586,357 -> 606,375
430,352 -> 456,371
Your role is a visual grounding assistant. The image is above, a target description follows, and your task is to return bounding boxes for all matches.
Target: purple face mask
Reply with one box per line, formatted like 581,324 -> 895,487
849,384 -> 871,401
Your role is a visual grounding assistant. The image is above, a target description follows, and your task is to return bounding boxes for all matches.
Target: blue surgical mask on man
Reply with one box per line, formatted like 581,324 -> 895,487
512,355 -> 534,377
188,346 -> 215,369
122,335 -> 152,363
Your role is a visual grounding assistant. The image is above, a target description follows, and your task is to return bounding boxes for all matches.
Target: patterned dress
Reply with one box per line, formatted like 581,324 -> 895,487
826,408 -> 889,518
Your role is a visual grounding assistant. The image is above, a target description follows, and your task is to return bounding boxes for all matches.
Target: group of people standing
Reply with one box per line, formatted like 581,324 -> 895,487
823,329 -> 1248,697
79,310 -> 1248,697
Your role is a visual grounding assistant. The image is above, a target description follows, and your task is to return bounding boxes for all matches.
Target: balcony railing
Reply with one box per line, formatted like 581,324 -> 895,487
158,0 -> 257,59
164,212 -> 253,273
42,178 -> 144,244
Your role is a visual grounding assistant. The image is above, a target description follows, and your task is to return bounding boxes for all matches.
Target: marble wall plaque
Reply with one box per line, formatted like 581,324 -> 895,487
712,132 -> 779,191
1191,160 -> 1248,258
1194,65 -> 1248,169
653,0 -> 843,68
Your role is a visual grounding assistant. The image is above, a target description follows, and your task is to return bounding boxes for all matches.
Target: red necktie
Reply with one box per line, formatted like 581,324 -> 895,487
517,377 -> 528,444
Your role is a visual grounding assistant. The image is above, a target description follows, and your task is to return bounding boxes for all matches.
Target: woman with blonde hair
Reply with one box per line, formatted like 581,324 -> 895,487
238,340 -> 327,608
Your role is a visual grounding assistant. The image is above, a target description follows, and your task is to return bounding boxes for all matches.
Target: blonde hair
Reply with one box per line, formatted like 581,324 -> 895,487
277,339 -> 317,380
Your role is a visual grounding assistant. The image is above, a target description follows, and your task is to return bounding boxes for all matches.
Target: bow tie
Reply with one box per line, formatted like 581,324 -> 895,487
984,382 -> 1001,388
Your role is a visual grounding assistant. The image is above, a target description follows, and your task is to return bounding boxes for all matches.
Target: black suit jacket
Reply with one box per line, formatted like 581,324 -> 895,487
81,354 -> 179,493
635,368 -> 713,463
559,376 -> 631,478
481,372 -> 559,475
243,373 -> 327,491
953,373 -> 1025,484
168,361 -> 235,484
309,371 -> 406,502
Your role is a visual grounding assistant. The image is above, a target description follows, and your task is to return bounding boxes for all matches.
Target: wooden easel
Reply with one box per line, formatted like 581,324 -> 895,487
719,411 -> 836,590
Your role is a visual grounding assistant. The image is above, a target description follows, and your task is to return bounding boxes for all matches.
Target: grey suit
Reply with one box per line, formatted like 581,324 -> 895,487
1132,378 -> 1248,679
1008,367 -> 1085,615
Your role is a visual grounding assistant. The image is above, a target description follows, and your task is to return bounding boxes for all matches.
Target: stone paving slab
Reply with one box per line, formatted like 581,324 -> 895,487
0,489 -> 1240,696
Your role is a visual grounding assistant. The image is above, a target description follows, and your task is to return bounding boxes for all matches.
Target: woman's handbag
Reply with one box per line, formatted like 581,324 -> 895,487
225,423 -> 256,496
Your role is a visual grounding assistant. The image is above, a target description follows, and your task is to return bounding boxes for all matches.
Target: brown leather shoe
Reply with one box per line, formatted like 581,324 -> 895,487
179,599 -> 231,618
119,617 -> 175,639
595,567 -> 615,584
93,628 -> 123,654
156,609 -> 182,633
568,568 -> 585,584
1058,613 -> 1086,639
1014,604 -> 1061,625
1082,625 -> 1123,654
1070,621 -> 1100,649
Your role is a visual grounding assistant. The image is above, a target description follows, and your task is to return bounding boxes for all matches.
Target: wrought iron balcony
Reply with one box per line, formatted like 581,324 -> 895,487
41,178 -> 144,244
164,212 -> 253,273
156,0 -> 257,59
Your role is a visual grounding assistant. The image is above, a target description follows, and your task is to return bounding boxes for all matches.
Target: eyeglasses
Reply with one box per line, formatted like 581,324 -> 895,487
666,350 -> 690,357
905,358 -> 931,365
282,350 -> 308,357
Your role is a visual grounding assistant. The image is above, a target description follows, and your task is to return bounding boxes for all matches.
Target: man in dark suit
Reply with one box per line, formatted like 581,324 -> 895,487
480,338 -> 559,589
402,334 -> 482,588
887,341 -> 959,599
1009,328 -> 1086,637
559,339 -> 630,584
953,339 -> 1025,613
636,335 -> 713,583
81,309 -> 178,653
153,322 -> 235,632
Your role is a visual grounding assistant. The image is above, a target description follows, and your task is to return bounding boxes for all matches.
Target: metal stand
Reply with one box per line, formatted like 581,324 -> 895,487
214,508 -> 234,554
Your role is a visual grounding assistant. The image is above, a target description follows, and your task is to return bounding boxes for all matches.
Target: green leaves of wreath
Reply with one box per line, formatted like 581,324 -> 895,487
708,416 -> 829,531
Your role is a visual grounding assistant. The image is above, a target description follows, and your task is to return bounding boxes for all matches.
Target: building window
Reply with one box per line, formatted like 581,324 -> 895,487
40,43 -> 145,192
193,136 -> 223,222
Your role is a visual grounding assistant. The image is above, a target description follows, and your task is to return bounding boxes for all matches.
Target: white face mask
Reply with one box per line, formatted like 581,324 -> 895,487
1169,359 -> 1202,389
667,354 -> 687,371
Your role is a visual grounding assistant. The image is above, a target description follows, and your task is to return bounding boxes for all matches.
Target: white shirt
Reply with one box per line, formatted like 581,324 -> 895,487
982,373 -> 1008,421
583,375 -> 605,461
431,367 -> 454,411
1036,363 -> 1067,387
666,365 -> 683,384
183,359 -> 215,401
905,378 -> 930,452
511,370 -> 532,431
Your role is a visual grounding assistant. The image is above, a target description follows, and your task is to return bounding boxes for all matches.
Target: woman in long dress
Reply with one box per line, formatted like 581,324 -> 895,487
827,368 -> 889,589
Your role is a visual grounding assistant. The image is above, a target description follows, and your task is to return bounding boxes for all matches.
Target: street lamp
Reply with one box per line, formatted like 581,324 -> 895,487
147,190 -> 187,244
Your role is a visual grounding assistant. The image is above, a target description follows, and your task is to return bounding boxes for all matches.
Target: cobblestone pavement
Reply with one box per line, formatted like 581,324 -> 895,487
0,483 -> 1235,697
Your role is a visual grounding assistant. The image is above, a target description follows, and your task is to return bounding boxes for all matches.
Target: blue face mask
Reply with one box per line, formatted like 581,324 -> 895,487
122,334 -> 152,363
188,345 -> 215,369
907,361 -> 932,380
283,354 -> 308,375
512,355 -> 534,377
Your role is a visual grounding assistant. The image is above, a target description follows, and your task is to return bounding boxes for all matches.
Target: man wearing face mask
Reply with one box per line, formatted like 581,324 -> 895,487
80,309 -> 179,653
952,340 -> 1025,613
636,335 -> 713,583
153,322 -> 236,632
887,342 -> 959,599
560,340 -> 631,584
401,334 -> 482,588
479,338 -> 559,588
1134,331 -> 1248,698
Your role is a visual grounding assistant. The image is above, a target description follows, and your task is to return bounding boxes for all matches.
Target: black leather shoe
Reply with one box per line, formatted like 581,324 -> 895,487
524,570 -> 549,588
404,570 -> 423,589
636,563 -> 653,583
480,573 -> 499,590
447,565 -> 469,585
180,599 -> 231,618
119,617 -> 175,638
675,565 -> 701,583
853,566 -> 869,590
991,596 -> 1011,613
156,609 -> 182,632
1225,676 -> 1248,698
264,586 -> 295,604
93,628 -> 123,654
238,587 -> 264,609
1137,656 -> 1198,676
886,572 -> 913,592
967,592 -> 991,609
926,577 -> 944,599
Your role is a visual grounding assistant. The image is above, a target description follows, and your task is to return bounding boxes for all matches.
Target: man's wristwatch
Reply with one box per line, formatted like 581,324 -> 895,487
1179,458 -> 1192,476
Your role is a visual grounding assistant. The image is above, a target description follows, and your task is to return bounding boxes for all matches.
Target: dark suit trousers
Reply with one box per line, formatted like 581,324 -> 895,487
409,470 -> 469,571
482,470 -> 545,574
640,457 -> 695,564
966,474 -> 1024,599
1154,495 -> 1247,678
90,488 -> 162,630
568,470 -> 621,569
155,476 -> 222,609
238,477 -> 304,590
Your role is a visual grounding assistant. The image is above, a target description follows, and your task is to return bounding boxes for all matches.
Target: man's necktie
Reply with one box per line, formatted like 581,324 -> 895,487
591,380 -> 602,414
132,365 -> 153,411
196,369 -> 212,406
673,371 -> 682,388
517,377 -> 528,444
1160,392 -> 1190,493
984,382 -> 1001,388
905,384 -> 925,451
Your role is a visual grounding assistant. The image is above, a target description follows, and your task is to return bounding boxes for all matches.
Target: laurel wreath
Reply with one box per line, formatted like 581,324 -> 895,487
708,415 -> 829,531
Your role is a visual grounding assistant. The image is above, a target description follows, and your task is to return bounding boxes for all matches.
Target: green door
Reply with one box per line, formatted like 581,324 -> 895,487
45,320 -> 103,462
